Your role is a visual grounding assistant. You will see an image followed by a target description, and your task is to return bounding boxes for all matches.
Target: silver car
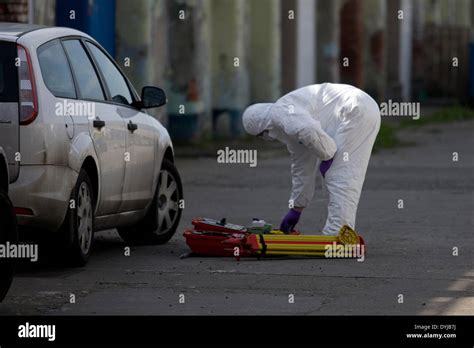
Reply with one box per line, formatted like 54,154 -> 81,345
0,145 -> 17,300
0,23 -> 183,266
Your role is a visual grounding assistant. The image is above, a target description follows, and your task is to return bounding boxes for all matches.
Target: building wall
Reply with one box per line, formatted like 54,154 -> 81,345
415,0 -> 472,101
362,0 -> 386,100
165,0 -> 212,139
316,0 -> 341,84
210,0 -> 249,110
116,0 -> 168,122
295,0 -> 316,88
280,0 -> 297,94
249,0 -> 281,102
0,0 -> 27,22
339,0 -> 364,88
424,0 -> 472,27
34,0 -> 56,25
2,0 -> 472,140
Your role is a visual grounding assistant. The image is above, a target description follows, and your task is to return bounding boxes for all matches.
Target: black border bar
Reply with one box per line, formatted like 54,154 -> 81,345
0,315 -> 472,345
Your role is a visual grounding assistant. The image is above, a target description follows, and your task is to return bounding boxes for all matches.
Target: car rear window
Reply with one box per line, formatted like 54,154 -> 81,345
37,39 -> 76,99
0,41 -> 19,102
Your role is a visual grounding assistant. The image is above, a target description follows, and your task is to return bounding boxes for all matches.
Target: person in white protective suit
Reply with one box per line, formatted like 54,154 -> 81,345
242,83 -> 381,235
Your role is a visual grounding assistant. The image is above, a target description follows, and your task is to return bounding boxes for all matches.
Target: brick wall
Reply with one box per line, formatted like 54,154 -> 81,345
0,0 -> 28,23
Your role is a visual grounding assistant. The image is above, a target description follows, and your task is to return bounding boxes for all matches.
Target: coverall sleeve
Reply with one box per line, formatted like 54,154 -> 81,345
274,107 -> 337,160
287,141 -> 319,208
294,116 -> 337,160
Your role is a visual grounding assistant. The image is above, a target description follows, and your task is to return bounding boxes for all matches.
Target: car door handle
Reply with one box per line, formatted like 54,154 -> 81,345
93,118 -> 106,129
127,121 -> 138,132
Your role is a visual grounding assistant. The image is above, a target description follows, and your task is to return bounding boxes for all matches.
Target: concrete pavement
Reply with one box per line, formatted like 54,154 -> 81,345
1,120 -> 473,315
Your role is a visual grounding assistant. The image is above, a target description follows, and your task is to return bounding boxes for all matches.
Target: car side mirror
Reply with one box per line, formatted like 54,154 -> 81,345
141,86 -> 167,109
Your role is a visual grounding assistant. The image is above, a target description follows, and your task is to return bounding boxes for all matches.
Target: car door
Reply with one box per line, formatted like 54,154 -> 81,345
85,42 -> 155,212
0,40 -> 20,183
62,39 -> 127,216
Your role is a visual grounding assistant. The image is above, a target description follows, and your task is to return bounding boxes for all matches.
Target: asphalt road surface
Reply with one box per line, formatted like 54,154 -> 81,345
1,120 -> 473,315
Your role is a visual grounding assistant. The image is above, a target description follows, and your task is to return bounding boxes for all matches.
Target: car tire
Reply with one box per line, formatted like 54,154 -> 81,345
118,159 -> 183,245
0,187 -> 18,302
60,169 -> 95,267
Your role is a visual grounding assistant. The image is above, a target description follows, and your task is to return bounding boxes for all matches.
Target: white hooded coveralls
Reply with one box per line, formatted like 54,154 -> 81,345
242,83 -> 381,235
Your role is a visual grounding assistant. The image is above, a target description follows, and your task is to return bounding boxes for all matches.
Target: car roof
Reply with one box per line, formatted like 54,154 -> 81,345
0,22 -> 93,44
0,22 -> 45,37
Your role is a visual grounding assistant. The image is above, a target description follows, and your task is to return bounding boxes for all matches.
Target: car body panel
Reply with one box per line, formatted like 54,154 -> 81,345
1,24 -> 175,233
88,102 -> 128,216
67,130 -> 101,198
0,39 -> 20,182
0,23 -> 45,37
9,165 -> 78,231
0,103 -> 19,181
118,105 -> 155,212
0,147 -> 9,189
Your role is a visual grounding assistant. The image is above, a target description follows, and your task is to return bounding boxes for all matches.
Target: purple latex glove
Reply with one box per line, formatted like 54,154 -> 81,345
319,158 -> 334,178
279,209 -> 301,233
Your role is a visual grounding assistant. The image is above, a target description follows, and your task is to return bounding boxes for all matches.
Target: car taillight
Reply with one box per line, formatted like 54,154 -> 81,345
17,44 -> 38,125
14,207 -> 34,216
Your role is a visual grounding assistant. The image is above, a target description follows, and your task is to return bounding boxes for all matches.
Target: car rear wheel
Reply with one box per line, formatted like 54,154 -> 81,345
0,187 -> 17,301
118,159 -> 183,245
59,169 -> 94,266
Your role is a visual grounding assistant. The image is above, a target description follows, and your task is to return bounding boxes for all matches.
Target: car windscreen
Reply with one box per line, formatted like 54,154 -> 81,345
0,41 -> 19,102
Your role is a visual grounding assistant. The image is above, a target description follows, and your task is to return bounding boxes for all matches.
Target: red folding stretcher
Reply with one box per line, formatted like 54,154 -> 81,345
182,218 -> 249,257
182,217 -> 366,259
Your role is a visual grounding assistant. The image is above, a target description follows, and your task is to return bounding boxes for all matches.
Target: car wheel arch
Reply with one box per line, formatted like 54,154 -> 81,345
80,156 -> 99,208
68,133 -> 101,209
152,145 -> 174,193
163,146 -> 174,163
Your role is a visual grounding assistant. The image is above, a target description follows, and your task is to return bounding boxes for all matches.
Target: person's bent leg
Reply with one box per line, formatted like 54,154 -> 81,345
322,106 -> 380,235
323,165 -> 365,235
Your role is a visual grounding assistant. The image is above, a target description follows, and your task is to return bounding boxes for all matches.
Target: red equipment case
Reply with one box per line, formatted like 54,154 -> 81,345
183,218 -> 249,257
